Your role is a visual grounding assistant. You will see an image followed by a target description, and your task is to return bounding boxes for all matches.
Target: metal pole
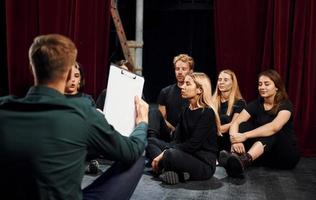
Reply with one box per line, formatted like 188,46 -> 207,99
135,0 -> 144,75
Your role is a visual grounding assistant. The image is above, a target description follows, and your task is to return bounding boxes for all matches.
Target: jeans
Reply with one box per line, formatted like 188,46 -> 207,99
83,156 -> 145,200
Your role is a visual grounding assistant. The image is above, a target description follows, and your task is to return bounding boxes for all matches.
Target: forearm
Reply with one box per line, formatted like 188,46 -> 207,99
220,123 -> 231,133
229,121 -> 240,136
243,123 -> 278,139
165,119 -> 175,131
129,122 -> 148,153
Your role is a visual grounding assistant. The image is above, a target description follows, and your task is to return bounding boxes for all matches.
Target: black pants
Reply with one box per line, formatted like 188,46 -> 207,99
146,107 -> 174,161
217,133 -> 231,153
83,156 -> 145,200
147,107 -> 173,142
239,122 -> 300,169
147,137 -> 215,181
146,137 -> 170,161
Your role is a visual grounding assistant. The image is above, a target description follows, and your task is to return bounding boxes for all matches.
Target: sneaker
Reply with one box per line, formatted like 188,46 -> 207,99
218,150 -> 231,168
159,171 -> 190,185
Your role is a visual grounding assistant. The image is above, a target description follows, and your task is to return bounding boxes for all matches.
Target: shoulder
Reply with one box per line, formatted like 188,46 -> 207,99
158,84 -> 177,101
161,84 -> 177,93
235,99 -> 246,106
201,107 -> 216,118
279,99 -> 293,112
245,98 -> 261,114
248,98 -> 261,107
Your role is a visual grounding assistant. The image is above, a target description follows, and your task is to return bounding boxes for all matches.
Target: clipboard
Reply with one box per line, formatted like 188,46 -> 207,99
103,64 -> 144,136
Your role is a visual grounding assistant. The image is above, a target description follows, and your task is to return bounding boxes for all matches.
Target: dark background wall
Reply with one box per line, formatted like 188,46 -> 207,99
109,0 -> 216,102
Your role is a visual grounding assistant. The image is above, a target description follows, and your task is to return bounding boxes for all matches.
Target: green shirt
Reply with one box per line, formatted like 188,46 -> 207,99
0,86 -> 147,200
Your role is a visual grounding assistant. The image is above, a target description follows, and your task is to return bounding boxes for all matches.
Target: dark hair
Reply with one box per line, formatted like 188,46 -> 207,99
29,34 -> 77,84
259,69 -> 288,114
75,62 -> 85,92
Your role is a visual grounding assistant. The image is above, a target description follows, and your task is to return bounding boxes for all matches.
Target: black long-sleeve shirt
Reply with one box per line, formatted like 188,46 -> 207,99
171,107 -> 218,165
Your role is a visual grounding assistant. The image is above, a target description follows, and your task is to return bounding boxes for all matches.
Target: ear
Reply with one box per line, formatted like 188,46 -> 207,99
197,88 -> 202,94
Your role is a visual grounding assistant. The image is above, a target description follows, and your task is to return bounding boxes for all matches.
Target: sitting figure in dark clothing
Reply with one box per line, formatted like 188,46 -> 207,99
212,69 -> 246,153
149,72 -> 221,185
220,69 -> 300,178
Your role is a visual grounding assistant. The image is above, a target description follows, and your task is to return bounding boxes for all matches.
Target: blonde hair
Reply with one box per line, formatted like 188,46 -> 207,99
188,72 -> 222,135
173,54 -> 194,70
213,69 -> 243,116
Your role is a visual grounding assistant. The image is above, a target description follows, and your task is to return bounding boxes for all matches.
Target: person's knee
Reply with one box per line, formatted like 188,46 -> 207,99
160,149 -> 177,167
163,149 -> 178,160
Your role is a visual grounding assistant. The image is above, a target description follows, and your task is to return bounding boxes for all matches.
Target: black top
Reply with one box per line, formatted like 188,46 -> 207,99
157,84 -> 189,127
245,98 -> 296,142
171,107 -> 218,165
219,99 -> 246,124
96,89 -> 107,109
0,86 -> 147,200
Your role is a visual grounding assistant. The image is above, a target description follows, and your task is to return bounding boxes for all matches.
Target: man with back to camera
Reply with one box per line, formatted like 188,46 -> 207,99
0,34 -> 148,200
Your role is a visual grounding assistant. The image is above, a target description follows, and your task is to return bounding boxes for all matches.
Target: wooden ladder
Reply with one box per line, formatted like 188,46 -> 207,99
110,0 -> 134,66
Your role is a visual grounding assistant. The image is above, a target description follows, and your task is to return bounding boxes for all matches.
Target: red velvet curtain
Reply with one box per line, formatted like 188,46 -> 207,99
214,0 -> 316,156
5,0 -> 111,98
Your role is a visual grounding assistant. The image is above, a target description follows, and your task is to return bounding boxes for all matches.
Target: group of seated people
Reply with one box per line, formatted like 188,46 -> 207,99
0,34 -> 300,200
145,54 -> 300,184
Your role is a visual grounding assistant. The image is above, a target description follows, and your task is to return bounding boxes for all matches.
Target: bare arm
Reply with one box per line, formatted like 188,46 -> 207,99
220,112 -> 241,133
158,104 -> 175,131
230,110 -> 291,143
229,109 -> 251,136
135,96 -> 149,125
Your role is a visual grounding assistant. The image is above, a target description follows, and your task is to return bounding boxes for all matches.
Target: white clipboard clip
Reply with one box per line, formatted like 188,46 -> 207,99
121,69 -> 137,79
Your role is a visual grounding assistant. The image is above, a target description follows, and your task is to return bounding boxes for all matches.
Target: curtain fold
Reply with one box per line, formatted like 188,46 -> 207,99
214,0 -> 316,156
5,0 -> 111,98
3,0 -> 316,156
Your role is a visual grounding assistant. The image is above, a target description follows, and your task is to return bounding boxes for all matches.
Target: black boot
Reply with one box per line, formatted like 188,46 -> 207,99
218,150 -> 231,168
226,153 -> 252,178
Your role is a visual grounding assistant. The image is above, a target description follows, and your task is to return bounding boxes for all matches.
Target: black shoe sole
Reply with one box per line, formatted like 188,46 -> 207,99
226,154 -> 244,178
159,171 -> 179,185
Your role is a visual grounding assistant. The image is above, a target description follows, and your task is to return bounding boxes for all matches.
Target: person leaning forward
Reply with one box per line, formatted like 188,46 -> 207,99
0,34 -> 149,200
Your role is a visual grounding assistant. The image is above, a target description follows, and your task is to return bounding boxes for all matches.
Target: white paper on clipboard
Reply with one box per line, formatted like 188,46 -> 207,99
103,64 -> 144,136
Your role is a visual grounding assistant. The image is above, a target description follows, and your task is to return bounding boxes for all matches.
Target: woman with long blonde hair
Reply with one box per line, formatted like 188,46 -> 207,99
149,72 -> 220,185
213,69 -> 246,154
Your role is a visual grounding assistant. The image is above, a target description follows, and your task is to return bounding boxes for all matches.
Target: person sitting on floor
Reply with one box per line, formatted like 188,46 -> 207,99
150,72 -> 221,185
219,69 -> 300,178
0,34 -> 149,200
147,54 -> 194,142
212,69 -> 246,154
64,61 -> 96,107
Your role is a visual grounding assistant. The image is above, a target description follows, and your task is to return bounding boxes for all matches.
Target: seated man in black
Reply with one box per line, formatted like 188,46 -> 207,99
146,54 -> 194,159
0,34 -> 149,200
